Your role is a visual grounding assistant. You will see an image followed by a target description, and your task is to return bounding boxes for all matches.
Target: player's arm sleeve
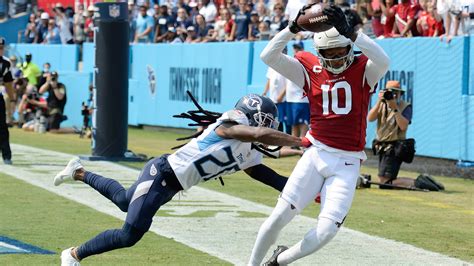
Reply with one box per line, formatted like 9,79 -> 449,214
354,32 -> 390,90
260,27 -> 307,89
244,164 -> 288,192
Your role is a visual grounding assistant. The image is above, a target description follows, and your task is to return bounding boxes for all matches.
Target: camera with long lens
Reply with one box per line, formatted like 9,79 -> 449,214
383,90 -> 394,101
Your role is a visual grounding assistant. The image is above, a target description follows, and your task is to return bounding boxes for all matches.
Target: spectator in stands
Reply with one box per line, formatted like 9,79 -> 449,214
73,4 -> 86,44
175,7 -> 193,32
460,0 -> 474,35
204,27 -> 219,42
366,0 -> 385,37
165,27 -> 184,43
199,0 -> 217,24
268,3 -> 288,37
379,0 -> 398,38
258,21 -> 271,40
44,18 -> 61,44
135,5 -> 155,43
367,80 -> 426,189
54,5 -> 74,44
394,0 -> 421,37
172,0 -> 192,18
20,53 -> 40,86
35,12 -> 49,43
154,4 -> 174,43
255,2 -> 270,23
189,1 -> 200,21
447,0 -> 474,37
286,41 -> 309,142
185,26 -> 198,42
193,14 -> 212,42
85,6 -> 95,43
336,0 -> 364,32
128,1 -> 138,20
248,11 -> 260,41
24,13 -> 37,44
214,8 -> 234,41
417,0 -> 444,37
231,0 -> 251,41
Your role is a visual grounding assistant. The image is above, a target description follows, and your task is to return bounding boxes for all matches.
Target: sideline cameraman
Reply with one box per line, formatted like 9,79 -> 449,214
368,80 -> 413,188
18,86 -> 47,131
38,71 -> 72,133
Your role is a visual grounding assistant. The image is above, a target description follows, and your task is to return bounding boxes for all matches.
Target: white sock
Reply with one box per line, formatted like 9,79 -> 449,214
277,217 -> 339,265
248,198 -> 297,266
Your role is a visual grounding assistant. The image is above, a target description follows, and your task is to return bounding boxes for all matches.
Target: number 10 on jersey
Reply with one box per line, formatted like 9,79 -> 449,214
321,81 -> 352,115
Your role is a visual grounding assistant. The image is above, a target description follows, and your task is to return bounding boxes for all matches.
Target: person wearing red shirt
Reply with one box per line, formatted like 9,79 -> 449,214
395,0 -> 421,37
248,4 -> 390,265
380,0 -> 398,37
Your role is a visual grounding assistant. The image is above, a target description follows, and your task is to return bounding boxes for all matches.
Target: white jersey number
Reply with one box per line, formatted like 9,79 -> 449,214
321,81 -> 352,115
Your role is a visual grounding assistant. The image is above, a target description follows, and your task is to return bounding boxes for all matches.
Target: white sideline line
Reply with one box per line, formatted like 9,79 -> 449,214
0,144 -> 470,265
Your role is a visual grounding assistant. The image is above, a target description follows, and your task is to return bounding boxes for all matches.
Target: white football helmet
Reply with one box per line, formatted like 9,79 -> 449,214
313,27 -> 354,74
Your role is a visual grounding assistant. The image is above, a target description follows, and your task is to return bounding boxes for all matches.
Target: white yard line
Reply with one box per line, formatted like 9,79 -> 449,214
1,144 -> 470,265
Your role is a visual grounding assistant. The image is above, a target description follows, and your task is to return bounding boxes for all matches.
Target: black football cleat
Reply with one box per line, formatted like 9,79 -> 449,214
263,245 -> 288,266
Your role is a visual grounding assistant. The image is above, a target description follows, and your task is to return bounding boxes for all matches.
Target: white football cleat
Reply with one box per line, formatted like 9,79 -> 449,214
60,247 -> 81,266
54,158 -> 83,186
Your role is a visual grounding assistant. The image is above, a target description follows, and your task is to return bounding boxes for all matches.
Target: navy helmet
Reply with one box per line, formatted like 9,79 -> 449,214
234,94 -> 279,129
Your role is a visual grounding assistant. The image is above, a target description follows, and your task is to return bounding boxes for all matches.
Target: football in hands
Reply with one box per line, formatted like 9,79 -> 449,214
296,3 -> 333,33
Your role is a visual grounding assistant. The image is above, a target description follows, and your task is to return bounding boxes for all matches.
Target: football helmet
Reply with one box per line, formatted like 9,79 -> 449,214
234,94 -> 279,129
313,27 -> 354,74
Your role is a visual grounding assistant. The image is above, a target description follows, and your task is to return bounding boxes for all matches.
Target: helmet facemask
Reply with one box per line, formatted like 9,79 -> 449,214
316,44 -> 354,74
253,104 -> 279,129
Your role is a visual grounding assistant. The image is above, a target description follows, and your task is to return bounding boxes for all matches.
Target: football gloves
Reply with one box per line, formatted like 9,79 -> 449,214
322,4 -> 354,39
289,3 -> 317,34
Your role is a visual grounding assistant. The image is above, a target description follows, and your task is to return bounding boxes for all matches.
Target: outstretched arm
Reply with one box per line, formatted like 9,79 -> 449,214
244,164 -> 287,191
215,122 -> 302,147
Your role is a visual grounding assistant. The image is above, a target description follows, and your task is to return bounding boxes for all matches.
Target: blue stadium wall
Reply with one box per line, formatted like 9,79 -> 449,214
11,36 -> 474,161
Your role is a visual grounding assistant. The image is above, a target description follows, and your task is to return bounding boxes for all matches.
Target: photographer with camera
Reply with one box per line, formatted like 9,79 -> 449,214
18,85 -> 47,131
38,71 -> 74,134
368,80 -> 443,191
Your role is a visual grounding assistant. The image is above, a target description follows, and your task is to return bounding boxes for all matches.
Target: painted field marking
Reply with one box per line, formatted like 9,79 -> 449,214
0,144 -> 470,265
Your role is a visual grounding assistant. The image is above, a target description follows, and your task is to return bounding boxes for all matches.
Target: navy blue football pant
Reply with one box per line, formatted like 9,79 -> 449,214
0,96 -> 12,160
76,155 -> 182,260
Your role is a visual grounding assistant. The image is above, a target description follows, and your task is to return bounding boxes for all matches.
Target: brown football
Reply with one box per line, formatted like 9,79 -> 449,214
296,3 -> 333,33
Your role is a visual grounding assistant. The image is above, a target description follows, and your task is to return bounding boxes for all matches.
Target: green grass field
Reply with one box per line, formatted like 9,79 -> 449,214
1,127 -> 473,265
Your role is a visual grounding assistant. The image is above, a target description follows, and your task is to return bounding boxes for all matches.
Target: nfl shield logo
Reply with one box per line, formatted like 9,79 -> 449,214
109,5 -> 120,18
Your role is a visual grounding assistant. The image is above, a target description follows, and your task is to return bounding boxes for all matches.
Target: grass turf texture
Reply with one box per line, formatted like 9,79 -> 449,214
5,127 -> 474,263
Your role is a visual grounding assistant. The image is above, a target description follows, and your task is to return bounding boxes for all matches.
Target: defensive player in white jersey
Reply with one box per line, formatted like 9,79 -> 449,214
53,94 -> 304,265
249,3 -> 390,265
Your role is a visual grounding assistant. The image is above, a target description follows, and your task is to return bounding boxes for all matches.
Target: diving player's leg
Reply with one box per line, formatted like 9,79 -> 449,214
277,153 -> 360,265
54,157 -> 129,212
249,147 -> 323,265
66,156 -> 182,262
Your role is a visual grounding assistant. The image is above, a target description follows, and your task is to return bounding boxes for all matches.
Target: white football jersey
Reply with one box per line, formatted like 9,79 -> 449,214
168,110 -> 263,190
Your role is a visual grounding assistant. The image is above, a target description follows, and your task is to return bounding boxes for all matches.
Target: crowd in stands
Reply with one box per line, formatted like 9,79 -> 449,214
13,0 -> 473,45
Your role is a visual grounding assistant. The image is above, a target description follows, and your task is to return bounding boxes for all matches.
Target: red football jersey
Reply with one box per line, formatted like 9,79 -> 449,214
296,51 -> 373,151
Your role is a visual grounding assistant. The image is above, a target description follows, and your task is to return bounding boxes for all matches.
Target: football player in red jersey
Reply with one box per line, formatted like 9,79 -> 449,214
248,4 -> 390,265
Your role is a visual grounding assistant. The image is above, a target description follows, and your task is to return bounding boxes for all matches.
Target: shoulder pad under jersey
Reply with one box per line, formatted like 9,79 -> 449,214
219,109 -> 249,126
